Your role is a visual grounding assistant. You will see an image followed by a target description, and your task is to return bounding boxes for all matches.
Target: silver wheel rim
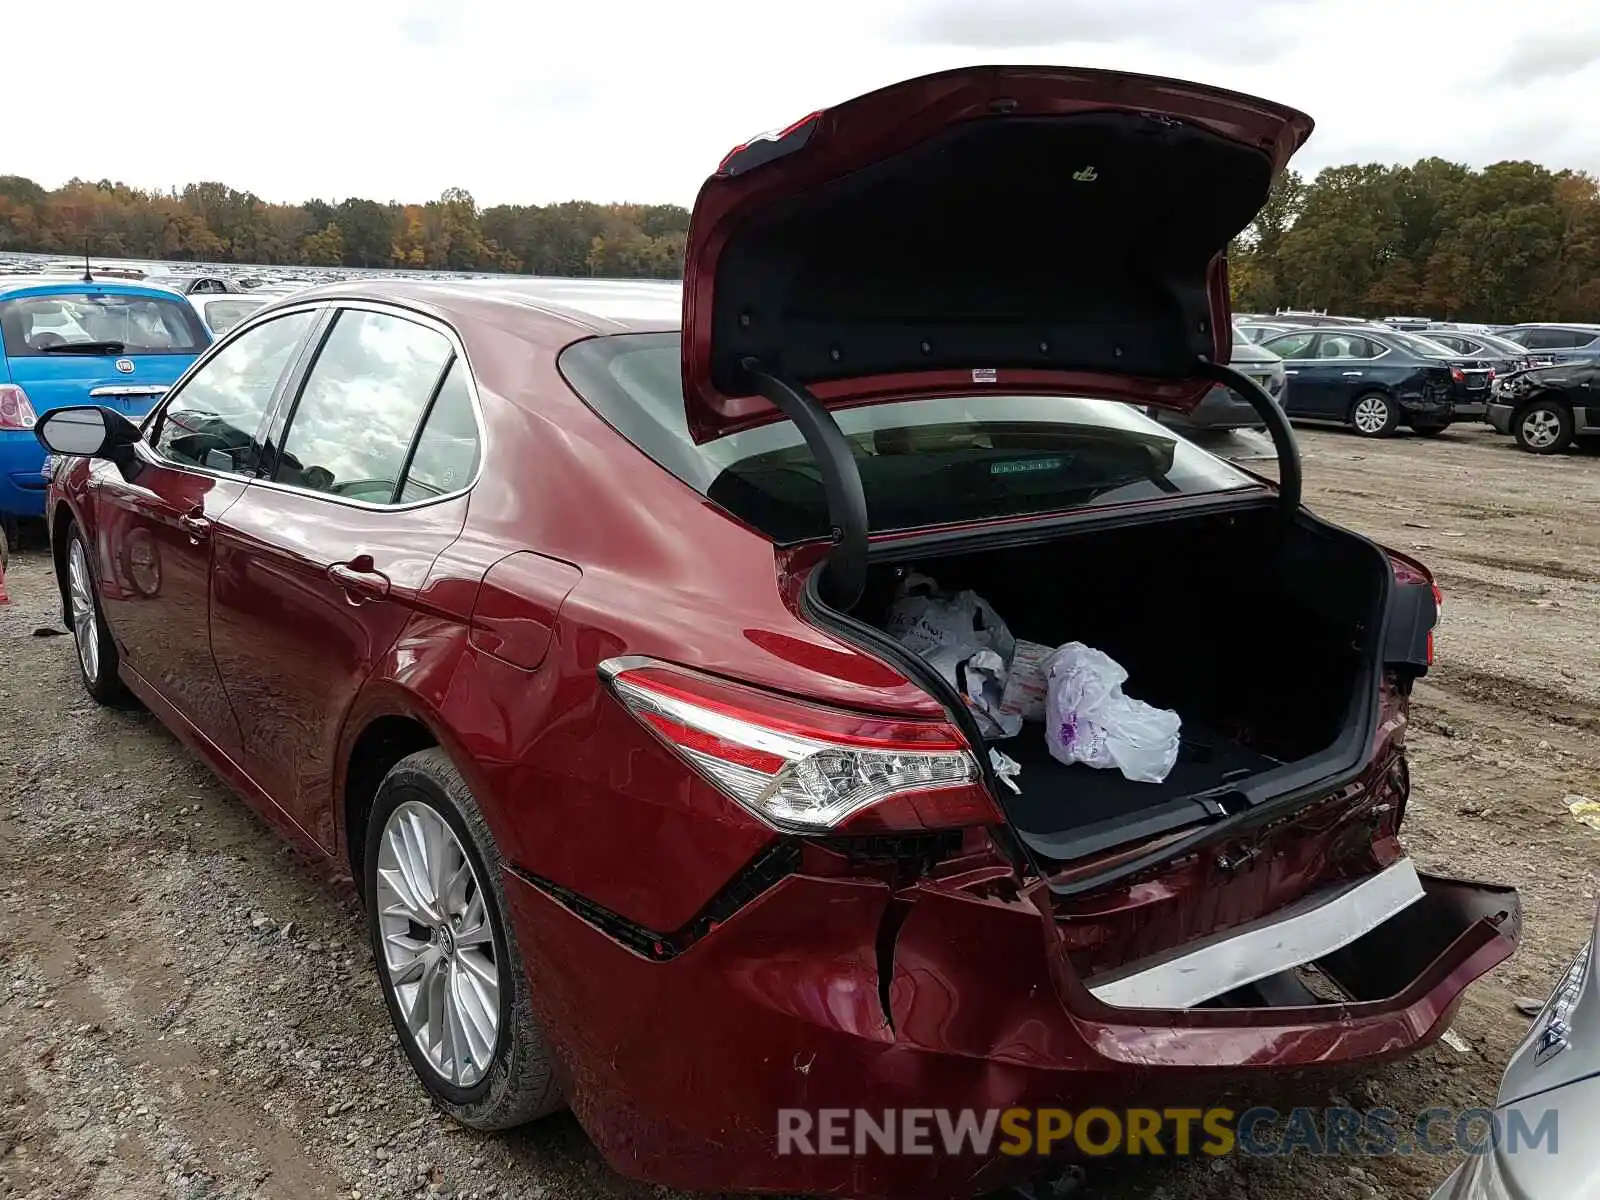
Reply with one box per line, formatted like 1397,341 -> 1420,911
375,801 -> 500,1088
1353,396 -> 1390,434
1521,409 -> 1561,448
68,539 -> 99,683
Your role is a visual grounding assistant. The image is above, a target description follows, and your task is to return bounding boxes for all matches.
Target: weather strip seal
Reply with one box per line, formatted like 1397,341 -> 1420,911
1085,856 -> 1426,1010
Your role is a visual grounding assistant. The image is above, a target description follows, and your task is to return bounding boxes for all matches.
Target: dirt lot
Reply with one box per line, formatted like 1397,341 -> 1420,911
2,424 -> 1597,1200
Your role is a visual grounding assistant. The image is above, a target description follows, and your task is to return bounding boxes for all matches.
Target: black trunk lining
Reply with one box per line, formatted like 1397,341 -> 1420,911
854,508 -> 1385,858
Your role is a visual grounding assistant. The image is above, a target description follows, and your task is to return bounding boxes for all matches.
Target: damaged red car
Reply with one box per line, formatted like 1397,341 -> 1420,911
37,66 -> 1517,1199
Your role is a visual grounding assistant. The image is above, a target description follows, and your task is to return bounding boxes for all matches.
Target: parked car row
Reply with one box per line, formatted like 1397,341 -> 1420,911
1227,311 -> 1600,452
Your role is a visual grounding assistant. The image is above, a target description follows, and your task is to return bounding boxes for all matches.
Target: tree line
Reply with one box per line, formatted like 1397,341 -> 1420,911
4,160 -> 1599,320
0,176 -> 689,278
1229,159 -> 1600,323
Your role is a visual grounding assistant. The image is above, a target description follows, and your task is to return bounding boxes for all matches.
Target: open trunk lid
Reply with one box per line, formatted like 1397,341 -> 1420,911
680,64 -> 1313,443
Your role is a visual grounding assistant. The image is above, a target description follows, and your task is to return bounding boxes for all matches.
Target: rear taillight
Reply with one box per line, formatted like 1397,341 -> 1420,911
0,385 -> 37,431
601,657 -> 999,833
1487,367 -> 1496,381
1449,366 -> 1465,383
1388,552 -> 1442,667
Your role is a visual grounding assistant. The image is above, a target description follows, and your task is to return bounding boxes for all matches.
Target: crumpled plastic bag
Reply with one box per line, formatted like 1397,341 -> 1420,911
921,645 -> 1021,739
1044,643 -> 1181,783
886,573 -> 1020,738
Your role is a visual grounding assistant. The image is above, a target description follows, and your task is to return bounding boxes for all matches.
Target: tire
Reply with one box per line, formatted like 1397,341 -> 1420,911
364,748 -> 562,1130
1349,392 -> 1399,438
1513,398 -> 1573,454
66,526 -> 131,705
1410,420 -> 1451,438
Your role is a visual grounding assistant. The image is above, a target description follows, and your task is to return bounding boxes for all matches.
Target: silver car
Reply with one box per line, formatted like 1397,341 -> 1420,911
1155,337 -> 1288,430
1431,901 -> 1597,1198
187,293 -> 270,337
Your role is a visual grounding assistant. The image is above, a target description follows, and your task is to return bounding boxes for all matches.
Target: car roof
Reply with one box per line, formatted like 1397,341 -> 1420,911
289,276 -> 684,335
1507,322 -> 1600,332
0,275 -> 191,299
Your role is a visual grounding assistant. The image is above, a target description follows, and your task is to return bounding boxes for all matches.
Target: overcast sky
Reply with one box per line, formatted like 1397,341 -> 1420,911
10,0 -> 1597,208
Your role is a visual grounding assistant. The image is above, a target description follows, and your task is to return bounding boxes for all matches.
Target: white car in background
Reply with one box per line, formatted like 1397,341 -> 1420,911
187,293 -> 269,338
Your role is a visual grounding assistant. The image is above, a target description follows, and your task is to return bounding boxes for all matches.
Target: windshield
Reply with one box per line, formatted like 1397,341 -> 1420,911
561,332 -> 1260,542
0,291 -> 207,357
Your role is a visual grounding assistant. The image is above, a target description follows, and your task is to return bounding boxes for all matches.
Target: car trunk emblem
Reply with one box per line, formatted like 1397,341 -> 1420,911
115,358 -> 135,374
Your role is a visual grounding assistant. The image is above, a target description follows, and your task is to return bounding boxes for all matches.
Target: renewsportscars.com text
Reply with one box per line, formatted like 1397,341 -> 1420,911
776,1106 -> 1557,1159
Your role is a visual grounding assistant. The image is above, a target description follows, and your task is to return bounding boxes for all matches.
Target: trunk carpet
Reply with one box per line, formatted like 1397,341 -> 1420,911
999,719 -> 1280,834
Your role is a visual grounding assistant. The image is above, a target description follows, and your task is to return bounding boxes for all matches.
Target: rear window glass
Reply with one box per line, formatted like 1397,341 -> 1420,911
0,291 -> 208,356
561,332 -> 1259,542
200,298 -> 266,334
1387,332 -> 1454,358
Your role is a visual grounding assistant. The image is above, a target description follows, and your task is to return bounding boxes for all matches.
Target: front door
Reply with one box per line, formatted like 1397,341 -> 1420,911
208,305 -> 481,850
1263,331 -> 1328,417
92,307 -> 320,751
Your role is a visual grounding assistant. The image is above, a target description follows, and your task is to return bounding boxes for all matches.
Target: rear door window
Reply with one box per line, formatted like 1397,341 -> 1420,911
152,309 -> 318,474
0,291 -> 208,356
561,331 -> 1258,542
1517,328 -> 1585,350
273,308 -> 456,504
398,361 -> 481,502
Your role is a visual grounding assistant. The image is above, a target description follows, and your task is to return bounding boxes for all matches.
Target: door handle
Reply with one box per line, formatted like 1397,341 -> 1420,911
1284,369 -> 1299,375
329,561 -> 390,601
1342,371 -> 1364,376
178,512 -> 211,540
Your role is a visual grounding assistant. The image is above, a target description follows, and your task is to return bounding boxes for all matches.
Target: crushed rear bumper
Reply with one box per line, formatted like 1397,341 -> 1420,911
502,860 -> 1519,1198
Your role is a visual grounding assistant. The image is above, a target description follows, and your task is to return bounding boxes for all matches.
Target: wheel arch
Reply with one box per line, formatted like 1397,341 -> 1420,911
49,498 -> 80,628
1514,387 -> 1572,415
340,710 -> 442,885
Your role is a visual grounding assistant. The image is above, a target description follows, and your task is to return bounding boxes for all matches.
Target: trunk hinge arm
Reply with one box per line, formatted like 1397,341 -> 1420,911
741,358 -> 869,611
1193,360 -> 1303,518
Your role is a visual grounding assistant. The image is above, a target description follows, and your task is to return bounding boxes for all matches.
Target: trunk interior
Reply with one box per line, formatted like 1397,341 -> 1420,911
847,503 -> 1390,861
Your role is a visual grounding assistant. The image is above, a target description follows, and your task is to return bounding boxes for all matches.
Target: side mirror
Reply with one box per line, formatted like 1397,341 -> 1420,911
33,405 -> 143,461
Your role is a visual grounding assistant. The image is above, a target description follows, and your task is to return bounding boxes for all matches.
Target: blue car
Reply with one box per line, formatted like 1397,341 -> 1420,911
0,277 -> 210,519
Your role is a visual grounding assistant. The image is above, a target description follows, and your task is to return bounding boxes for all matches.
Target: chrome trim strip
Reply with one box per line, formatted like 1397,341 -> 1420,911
1086,858 -> 1426,1010
89,385 -> 170,398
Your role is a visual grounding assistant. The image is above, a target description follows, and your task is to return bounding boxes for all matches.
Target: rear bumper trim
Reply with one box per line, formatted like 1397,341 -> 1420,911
1087,857 -> 1426,1009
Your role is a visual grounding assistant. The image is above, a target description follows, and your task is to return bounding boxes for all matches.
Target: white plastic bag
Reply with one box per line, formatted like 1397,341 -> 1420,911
884,573 -> 1016,662
886,573 -> 1021,738
1044,643 -> 1181,783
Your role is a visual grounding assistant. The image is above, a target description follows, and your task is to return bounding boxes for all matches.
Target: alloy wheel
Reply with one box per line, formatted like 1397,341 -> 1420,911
375,801 -> 500,1088
1520,409 -> 1562,450
1352,396 -> 1391,435
68,539 -> 99,683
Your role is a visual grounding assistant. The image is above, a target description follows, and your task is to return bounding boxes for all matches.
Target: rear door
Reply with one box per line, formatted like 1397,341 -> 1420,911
1307,332 -> 1390,418
208,303 -> 481,850
1262,331 -> 1328,416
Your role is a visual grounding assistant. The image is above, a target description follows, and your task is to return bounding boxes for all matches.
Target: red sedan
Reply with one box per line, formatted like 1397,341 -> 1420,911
36,67 -> 1516,1198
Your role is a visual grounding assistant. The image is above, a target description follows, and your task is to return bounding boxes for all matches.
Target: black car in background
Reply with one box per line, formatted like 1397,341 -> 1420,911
1487,359 -> 1600,453
1261,326 -> 1492,437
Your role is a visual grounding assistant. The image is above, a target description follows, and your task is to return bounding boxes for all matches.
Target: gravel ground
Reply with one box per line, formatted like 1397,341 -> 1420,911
1,424 -> 1597,1200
